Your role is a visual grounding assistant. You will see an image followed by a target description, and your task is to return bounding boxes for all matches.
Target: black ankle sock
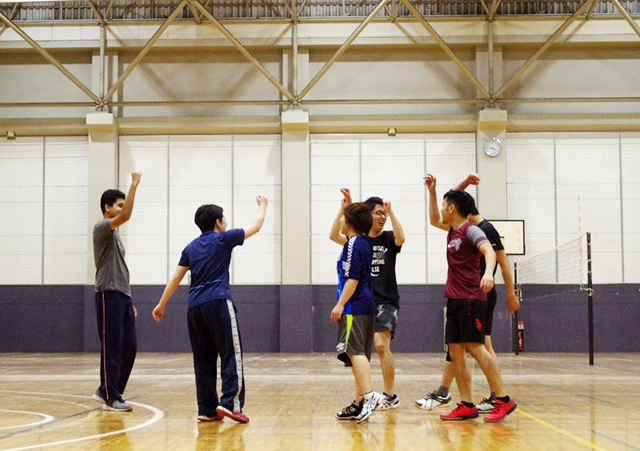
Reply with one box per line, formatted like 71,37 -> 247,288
436,386 -> 449,397
496,395 -> 510,403
462,401 -> 475,408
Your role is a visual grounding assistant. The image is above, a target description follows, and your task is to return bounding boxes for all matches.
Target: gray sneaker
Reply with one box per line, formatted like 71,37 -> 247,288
92,388 -> 106,404
103,400 -> 132,412
355,391 -> 384,423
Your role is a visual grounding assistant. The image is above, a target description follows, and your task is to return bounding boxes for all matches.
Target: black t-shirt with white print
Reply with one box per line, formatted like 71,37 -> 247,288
477,219 -> 504,302
369,230 -> 402,307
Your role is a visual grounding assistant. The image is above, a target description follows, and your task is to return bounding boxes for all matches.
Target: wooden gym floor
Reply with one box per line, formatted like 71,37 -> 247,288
0,352 -> 639,451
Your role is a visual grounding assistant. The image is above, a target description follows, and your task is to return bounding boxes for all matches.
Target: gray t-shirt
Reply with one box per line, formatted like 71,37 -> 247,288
93,218 -> 131,296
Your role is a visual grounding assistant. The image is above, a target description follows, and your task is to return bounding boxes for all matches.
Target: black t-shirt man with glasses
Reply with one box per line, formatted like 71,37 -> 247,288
330,188 -> 405,411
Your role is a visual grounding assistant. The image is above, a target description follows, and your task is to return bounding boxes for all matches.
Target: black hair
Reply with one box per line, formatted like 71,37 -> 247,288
469,201 -> 480,216
458,190 -> 480,216
364,196 -> 384,212
195,204 -> 224,233
344,202 -> 373,235
100,189 -> 126,214
443,189 -> 476,217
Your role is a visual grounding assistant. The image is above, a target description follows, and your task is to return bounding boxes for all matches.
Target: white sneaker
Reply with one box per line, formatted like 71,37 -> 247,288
355,391 -> 384,423
376,393 -> 400,411
415,392 -> 451,410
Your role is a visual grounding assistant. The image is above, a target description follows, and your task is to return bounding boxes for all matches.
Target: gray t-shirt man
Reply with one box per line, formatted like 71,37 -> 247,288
93,218 -> 131,296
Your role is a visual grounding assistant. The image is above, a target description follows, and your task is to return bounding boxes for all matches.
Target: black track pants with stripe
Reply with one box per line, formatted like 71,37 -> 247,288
95,291 -> 137,402
188,299 -> 245,416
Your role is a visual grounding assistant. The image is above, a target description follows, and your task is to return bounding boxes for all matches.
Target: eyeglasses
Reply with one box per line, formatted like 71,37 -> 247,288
372,211 -> 388,217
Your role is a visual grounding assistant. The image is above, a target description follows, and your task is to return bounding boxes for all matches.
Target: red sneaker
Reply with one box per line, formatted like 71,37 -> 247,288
483,398 -> 517,422
440,403 -> 479,420
197,414 -> 224,422
216,406 -> 250,423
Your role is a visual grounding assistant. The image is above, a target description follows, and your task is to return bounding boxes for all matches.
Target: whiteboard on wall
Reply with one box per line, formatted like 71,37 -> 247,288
489,220 -> 525,255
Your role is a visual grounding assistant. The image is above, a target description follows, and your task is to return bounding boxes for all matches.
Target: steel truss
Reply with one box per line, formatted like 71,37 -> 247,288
1,0 -> 640,110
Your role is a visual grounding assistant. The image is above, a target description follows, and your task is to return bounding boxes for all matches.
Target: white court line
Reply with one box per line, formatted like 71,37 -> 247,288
0,392 -> 164,451
0,411 -> 53,431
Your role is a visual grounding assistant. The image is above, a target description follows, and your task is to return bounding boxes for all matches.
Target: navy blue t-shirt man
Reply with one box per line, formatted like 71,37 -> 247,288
179,229 -> 245,309
152,197 -> 268,424
336,235 -> 376,316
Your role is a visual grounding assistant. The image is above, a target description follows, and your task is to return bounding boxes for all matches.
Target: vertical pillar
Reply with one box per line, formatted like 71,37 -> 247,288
84,112 -> 118,352
86,112 -> 119,284
476,107 -> 508,219
281,109 -> 310,283
280,109 -> 313,351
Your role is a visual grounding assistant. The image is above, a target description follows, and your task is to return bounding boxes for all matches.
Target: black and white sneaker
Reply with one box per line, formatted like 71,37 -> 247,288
376,393 -> 400,411
476,396 -> 496,414
335,401 -> 363,420
415,391 -> 451,410
355,391 -> 384,423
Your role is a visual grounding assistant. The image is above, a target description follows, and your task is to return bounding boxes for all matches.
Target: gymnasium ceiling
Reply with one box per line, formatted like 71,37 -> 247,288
0,0 -> 638,21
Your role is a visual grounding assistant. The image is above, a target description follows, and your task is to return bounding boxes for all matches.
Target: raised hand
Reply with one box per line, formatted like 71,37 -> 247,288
423,174 -> 437,192
383,199 -> 392,215
256,195 -> 269,207
340,188 -> 352,209
466,173 -> 481,186
131,171 -> 142,185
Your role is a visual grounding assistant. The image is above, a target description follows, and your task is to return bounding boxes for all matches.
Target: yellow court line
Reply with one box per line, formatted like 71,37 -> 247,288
516,407 -> 611,451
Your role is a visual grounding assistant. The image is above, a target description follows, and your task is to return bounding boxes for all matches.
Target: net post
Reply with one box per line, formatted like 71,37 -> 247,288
514,261 -> 520,355
587,232 -> 594,366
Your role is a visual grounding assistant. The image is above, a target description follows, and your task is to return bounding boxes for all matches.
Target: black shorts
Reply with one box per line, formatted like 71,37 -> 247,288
375,304 -> 398,337
445,298 -> 487,345
485,295 -> 497,335
336,314 -> 375,367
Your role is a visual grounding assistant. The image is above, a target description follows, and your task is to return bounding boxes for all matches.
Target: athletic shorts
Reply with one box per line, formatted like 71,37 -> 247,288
336,314 -> 375,367
444,298 -> 487,345
375,304 -> 398,337
485,295 -> 497,335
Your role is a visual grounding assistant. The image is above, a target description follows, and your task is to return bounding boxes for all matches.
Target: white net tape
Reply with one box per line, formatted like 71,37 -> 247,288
516,235 -> 587,294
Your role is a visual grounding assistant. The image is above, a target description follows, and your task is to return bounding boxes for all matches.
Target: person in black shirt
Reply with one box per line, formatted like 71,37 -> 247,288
330,188 -> 405,410
416,173 -> 519,422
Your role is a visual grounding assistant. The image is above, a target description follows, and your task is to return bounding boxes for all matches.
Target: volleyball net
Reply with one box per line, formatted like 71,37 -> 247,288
514,232 -> 594,365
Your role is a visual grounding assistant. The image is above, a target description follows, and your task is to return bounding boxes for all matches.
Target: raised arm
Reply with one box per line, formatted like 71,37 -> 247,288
152,265 -> 189,322
243,195 -> 269,239
479,242 -> 496,293
110,171 -> 142,230
453,172 -> 480,192
496,250 -> 520,314
384,200 -> 405,246
423,174 -> 449,231
329,188 -> 351,246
